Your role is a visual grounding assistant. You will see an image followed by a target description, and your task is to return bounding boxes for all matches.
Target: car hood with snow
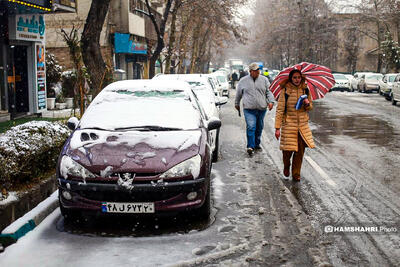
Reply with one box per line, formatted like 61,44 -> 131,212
62,129 -> 203,176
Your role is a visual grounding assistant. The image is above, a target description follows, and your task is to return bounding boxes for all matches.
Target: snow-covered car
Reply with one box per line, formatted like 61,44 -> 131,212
378,73 -> 397,100
211,71 -> 230,97
332,73 -> 351,92
152,74 -> 227,162
358,73 -> 383,93
391,74 -> 400,105
57,80 -> 221,220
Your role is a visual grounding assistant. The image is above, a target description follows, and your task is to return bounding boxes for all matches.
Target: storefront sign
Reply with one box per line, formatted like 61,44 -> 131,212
35,44 -> 47,110
7,0 -> 52,11
114,33 -> 147,55
9,14 -> 46,42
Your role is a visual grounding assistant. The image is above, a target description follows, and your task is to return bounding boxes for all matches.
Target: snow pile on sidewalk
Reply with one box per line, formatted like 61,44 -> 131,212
0,121 -> 70,196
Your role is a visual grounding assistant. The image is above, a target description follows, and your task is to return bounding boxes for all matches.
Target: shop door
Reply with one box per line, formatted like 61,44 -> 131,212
8,45 -> 29,114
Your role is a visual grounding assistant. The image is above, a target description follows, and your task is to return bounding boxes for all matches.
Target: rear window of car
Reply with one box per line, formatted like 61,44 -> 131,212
366,74 -> 383,80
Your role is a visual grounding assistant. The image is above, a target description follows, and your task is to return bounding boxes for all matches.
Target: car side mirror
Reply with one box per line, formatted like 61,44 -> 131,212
207,117 -> 221,130
215,96 -> 228,106
67,117 -> 79,131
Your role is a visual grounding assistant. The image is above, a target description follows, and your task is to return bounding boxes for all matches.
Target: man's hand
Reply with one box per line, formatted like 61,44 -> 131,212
303,98 -> 310,106
235,105 -> 240,111
275,129 -> 280,140
268,103 -> 274,110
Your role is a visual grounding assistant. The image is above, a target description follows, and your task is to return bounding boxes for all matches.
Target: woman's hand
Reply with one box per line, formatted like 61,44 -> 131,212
275,129 -> 280,140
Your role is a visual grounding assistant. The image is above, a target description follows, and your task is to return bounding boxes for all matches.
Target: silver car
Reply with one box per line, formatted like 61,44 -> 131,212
358,73 -> 383,93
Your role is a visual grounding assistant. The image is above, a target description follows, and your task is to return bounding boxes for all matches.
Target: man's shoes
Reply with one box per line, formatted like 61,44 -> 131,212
255,146 -> 262,152
247,148 -> 254,155
283,168 -> 290,177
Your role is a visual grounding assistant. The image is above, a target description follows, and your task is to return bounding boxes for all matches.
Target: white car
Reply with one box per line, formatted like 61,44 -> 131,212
206,74 -> 222,97
391,74 -> 400,106
152,74 -> 227,162
378,73 -> 398,100
211,71 -> 230,97
332,73 -> 351,92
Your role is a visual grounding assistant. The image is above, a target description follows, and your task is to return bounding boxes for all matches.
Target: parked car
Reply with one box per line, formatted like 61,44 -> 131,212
58,80 -> 221,220
331,73 -> 351,91
344,74 -> 354,89
378,73 -> 397,100
211,71 -> 230,97
358,73 -> 383,93
207,74 -> 222,97
391,74 -> 400,105
351,72 -> 370,92
152,74 -> 227,162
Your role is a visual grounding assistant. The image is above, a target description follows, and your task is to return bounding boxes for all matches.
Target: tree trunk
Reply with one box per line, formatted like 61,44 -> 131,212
81,0 -> 111,94
165,4 -> 178,74
189,21 -> 202,73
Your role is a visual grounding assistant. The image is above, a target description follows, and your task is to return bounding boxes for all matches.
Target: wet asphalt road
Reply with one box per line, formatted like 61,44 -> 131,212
262,91 -> 400,266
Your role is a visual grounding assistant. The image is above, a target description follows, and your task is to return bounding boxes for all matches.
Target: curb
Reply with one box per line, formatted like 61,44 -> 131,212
0,190 -> 59,249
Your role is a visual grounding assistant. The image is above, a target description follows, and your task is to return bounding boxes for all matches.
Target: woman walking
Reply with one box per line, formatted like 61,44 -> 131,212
274,69 -> 315,181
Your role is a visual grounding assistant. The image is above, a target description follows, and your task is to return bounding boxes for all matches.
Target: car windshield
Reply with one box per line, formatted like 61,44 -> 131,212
388,75 -> 396,82
333,74 -> 346,79
79,88 -> 202,131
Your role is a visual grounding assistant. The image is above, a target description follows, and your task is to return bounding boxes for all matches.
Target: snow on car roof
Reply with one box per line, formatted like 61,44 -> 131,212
79,80 -> 202,131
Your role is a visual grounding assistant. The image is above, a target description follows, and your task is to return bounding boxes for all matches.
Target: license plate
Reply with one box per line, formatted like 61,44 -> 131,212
101,202 -> 155,213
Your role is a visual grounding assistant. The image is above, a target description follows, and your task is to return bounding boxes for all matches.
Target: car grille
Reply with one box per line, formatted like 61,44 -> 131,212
75,190 -> 181,202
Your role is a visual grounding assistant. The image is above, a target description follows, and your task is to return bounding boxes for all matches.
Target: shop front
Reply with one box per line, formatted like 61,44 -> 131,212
0,1 -> 50,120
114,32 -> 147,80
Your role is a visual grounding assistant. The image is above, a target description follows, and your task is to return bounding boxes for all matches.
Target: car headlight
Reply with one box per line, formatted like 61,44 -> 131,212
60,155 -> 96,179
159,154 -> 201,179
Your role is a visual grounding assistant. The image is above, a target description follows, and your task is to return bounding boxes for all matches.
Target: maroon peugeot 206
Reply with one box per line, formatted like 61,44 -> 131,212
57,80 -> 221,220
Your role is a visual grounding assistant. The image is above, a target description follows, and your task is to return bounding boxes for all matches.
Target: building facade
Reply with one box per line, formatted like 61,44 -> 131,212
0,0 -> 76,121
45,0 -> 163,81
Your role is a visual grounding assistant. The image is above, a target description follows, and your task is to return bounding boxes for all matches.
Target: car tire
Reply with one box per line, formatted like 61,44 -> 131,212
196,177 -> 211,220
59,196 -> 81,222
212,129 -> 220,162
378,87 -> 382,95
392,97 -> 397,106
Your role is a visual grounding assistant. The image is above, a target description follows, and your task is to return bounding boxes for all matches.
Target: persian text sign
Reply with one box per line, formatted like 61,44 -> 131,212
114,33 -> 147,55
36,44 -> 47,110
9,14 -> 46,42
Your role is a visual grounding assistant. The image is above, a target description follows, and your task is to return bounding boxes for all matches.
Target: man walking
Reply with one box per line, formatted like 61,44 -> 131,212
235,62 -> 275,155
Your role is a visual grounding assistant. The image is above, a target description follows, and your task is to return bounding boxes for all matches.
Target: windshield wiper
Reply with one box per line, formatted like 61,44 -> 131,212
114,126 -> 183,131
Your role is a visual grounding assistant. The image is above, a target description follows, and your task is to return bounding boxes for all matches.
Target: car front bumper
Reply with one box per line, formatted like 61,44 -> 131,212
58,177 -> 207,214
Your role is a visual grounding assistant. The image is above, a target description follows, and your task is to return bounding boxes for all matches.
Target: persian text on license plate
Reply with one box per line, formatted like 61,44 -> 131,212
101,202 -> 155,213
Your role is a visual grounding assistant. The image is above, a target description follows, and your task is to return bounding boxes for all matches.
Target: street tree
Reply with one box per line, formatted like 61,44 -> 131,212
81,0 -> 112,94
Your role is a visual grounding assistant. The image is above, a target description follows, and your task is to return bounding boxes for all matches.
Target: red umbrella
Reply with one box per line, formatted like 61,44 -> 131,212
269,62 -> 335,100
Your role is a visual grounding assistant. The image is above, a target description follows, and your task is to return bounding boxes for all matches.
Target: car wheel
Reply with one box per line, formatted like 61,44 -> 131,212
59,195 -> 82,222
378,87 -> 382,95
196,177 -> 211,220
392,97 -> 397,106
212,129 -> 220,162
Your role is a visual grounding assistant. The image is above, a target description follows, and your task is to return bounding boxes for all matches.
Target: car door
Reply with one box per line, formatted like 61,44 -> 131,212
394,75 -> 400,100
